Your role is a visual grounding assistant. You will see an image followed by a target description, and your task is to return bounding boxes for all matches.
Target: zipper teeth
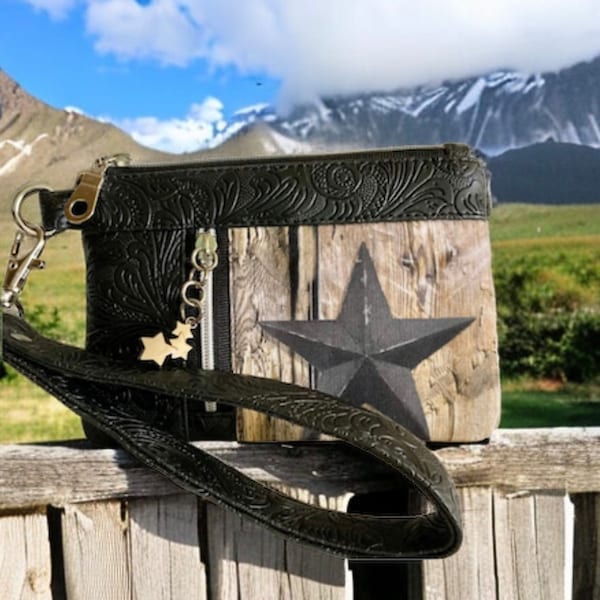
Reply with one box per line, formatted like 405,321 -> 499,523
201,258 -> 214,369
103,143 -> 462,172
200,228 -> 217,412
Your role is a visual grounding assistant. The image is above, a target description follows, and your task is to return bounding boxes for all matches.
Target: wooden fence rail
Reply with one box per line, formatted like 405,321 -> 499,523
0,428 -> 599,599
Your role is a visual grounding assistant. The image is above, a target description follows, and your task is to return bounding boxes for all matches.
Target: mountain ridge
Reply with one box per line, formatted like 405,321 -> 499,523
246,55 -> 600,156
0,69 -> 310,210
2,62 -> 600,209
488,140 -> 600,204
0,69 -> 176,196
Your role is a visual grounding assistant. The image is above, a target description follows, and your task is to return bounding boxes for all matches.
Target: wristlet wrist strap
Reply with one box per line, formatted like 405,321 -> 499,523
3,312 -> 462,559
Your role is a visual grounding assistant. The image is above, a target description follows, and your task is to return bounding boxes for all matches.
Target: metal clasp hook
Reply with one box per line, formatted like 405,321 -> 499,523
1,186 -> 54,310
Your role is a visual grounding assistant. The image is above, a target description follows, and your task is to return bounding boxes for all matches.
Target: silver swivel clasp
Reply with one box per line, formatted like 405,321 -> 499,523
1,186 -> 55,312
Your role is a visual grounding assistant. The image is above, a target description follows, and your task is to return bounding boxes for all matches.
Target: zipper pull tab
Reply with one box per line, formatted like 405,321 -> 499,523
65,153 -> 131,225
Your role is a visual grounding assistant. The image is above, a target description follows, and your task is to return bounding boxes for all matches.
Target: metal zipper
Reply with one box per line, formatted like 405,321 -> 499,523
199,228 -> 217,412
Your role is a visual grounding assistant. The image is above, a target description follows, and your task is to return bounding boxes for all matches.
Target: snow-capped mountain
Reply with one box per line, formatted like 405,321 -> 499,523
3,55 -> 600,211
217,55 -> 600,157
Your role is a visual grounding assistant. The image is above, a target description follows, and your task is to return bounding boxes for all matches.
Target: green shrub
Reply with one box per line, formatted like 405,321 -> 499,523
495,256 -> 600,382
560,310 -> 600,382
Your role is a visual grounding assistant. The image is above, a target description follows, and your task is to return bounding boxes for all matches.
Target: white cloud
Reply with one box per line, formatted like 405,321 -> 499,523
61,95 -> 226,154
23,0 -> 79,20
113,97 -> 226,153
26,0 -> 600,101
85,0 -> 205,65
183,0 -> 600,103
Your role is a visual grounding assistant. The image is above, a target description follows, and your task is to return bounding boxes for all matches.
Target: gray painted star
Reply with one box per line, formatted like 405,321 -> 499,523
260,244 -> 473,439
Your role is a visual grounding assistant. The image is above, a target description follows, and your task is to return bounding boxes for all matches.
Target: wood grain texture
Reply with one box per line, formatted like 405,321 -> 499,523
128,495 -> 206,600
229,226 -> 315,441
1,430 -> 599,600
422,487 -> 496,600
60,496 -> 207,600
230,221 -> 499,443
271,486 -> 350,600
493,491 -> 567,600
61,500 -> 131,600
531,493 -> 569,600
0,441 -> 391,510
0,429 -> 600,510
206,488 -> 348,600
437,428 -> 600,492
0,442 -> 183,511
423,489 -> 569,600
572,493 -> 600,600
0,511 -> 52,600
316,221 -> 499,442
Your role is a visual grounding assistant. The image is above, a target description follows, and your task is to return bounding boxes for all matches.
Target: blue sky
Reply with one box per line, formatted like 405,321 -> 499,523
3,0 -> 600,153
1,1 -> 281,118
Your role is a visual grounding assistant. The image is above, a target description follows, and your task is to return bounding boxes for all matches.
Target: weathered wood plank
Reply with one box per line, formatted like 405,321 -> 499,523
494,491 -> 568,600
205,506 -> 286,600
231,221 -> 499,443
0,442 -> 183,510
0,440 -> 392,510
1,431 -> 596,600
422,487 -> 497,600
273,486 -> 348,600
60,496 -> 207,600
128,495 -> 207,600
572,493 -> 600,600
437,428 -> 600,492
423,489 -> 570,600
206,487 -> 348,600
533,493 -> 570,600
316,221 -> 500,442
61,500 -> 131,599
0,429 -> 599,510
230,226 -> 315,442
0,511 -> 52,600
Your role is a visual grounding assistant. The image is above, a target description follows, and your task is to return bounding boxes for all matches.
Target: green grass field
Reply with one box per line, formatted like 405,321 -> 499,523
1,203 -> 599,442
501,389 -> 600,428
491,204 -> 600,308
499,377 -> 600,428
1,227 -> 87,442
490,203 -> 600,241
0,376 -> 84,441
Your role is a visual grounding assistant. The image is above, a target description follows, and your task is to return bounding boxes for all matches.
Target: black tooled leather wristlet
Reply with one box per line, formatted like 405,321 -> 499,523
1,145 -> 484,558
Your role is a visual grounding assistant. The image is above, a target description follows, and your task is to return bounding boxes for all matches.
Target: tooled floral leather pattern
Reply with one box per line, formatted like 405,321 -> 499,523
84,229 -> 186,355
4,313 -> 461,558
84,144 -> 490,233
